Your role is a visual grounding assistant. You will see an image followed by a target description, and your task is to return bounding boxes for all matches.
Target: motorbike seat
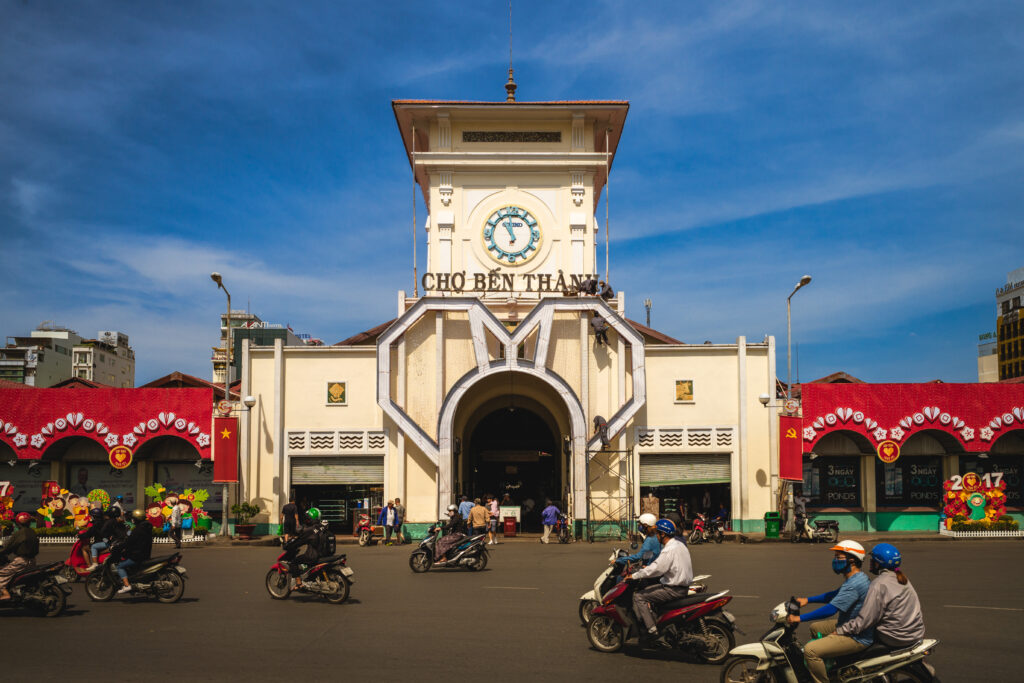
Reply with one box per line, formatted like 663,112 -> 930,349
831,643 -> 894,667
658,593 -> 708,612
137,554 -> 178,569
317,554 -> 346,564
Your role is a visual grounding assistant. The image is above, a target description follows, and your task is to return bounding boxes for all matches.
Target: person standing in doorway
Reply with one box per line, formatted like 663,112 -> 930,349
379,500 -> 398,546
458,495 -> 474,530
701,489 -> 711,514
394,498 -> 406,545
487,494 -> 500,546
280,496 -> 300,544
169,499 -> 183,549
541,499 -> 560,544
468,498 -> 489,537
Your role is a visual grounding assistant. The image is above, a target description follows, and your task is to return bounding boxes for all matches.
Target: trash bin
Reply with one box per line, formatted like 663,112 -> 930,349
764,512 -> 781,538
503,517 -> 517,537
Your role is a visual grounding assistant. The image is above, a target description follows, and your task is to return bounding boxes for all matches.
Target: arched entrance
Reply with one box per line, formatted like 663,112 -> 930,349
450,371 -> 573,530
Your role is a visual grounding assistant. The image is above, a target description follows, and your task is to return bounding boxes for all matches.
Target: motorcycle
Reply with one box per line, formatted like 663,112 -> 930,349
555,513 -> 572,544
409,521 -> 488,572
586,578 -> 736,663
577,547 -> 711,625
710,519 -> 726,544
85,551 -> 188,603
790,515 -> 838,544
356,513 -> 383,546
0,554 -> 71,617
720,597 -> 939,682
61,534 -> 110,582
265,551 -> 354,603
690,513 -> 709,545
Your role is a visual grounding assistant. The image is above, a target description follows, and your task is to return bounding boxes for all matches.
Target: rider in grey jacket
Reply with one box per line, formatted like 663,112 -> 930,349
835,543 -> 925,648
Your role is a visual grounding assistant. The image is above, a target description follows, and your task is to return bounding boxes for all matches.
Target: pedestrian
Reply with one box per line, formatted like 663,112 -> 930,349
280,495 -> 300,544
394,497 -> 406,544
458,494 -> 474,528
590,312 -> 609,346
379,500 -> 398,546
701,489 -> 711,514
169,499 -> 183,549
468,498 -> 489,537
541,499 -> 560,544
487,494 -> 500,545
500,492 -> 512,507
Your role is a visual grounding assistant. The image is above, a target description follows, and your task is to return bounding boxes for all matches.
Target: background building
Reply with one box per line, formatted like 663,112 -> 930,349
212,310 -> 262,386
72,331 -> 135,387
978,332 -> 998,382
997,267 -> 1024,381
1,323 -> 83,387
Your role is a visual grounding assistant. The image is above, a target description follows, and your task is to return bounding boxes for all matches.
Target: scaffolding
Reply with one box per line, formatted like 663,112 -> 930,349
584,447 -> 635,543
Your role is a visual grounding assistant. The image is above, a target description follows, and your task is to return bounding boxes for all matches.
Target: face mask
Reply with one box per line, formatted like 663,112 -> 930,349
832,557 -> 850,575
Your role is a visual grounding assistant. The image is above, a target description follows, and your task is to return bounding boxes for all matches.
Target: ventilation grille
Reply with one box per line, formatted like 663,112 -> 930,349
716,430 -> 733,447
310,432 -> 333,450
288,433 -> 306,450
687,430 -> 712,448
659,430 -> 683,447
368,432 -> 385,450
637,430 -> 655,448
338,432 -> 363,450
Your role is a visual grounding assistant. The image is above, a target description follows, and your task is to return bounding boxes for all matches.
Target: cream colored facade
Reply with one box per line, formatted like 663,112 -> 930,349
238,98 -> 779,533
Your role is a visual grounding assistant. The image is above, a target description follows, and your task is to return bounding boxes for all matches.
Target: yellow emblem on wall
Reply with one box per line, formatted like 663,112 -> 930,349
327,381 -> 346,405
675,380 -> 694,402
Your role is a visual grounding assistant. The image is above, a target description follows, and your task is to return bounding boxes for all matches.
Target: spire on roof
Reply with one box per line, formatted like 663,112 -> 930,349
505,68 -> 517,103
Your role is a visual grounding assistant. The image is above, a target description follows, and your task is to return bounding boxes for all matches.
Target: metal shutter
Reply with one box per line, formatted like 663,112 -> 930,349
639,454 -> 731,486
291,456 -> 384,485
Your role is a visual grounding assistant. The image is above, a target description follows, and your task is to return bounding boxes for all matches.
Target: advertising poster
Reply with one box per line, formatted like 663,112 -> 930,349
2,463 -> 48,513
65,463 -> 138,507
803,456 -> 860,507
875,457 -> 942,507
960,455 -> 1022,506
152,461 -> 221,511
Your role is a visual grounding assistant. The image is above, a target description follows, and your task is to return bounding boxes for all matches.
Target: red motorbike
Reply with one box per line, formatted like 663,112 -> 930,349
586,578 -> 736,663
61,534 -> 109,582
688,513 -> 708,545
265,550 -> 354,604
356,513 -> 382,546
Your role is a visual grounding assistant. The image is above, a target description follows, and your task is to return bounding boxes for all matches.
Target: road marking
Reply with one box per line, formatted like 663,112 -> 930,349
486,586 -> 540,590
943,604 -> 1024,612
731,595 -> 761,599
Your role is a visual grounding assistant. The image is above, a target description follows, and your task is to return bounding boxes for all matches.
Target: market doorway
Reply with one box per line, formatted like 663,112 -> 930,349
291,484 -> 383,534
639,483 -> 732,530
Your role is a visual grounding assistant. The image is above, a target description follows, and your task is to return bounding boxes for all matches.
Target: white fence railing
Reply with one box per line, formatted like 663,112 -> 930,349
938,528 -> 1024,539
37,534 -> 207,545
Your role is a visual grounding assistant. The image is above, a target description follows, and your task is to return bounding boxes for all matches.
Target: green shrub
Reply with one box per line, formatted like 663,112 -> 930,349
950,517 -> 1019,532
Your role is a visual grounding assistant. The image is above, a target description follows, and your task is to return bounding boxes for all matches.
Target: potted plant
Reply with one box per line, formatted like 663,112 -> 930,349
231,501 -> 262,540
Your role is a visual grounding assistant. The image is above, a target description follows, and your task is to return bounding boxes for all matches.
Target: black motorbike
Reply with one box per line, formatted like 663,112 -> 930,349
409,522 -> 488,572
0,553 -> 71,617
266,550 -> 354,603
86,550 -> 188,603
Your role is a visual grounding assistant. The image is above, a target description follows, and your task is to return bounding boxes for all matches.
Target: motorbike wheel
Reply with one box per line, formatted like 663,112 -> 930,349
155,570 -> 185,604
59,565 -> 79,583
720,655 -> 776,683
714,530 -> 724,544
85,573 -> 116,602
881,668 -> 928,682
409,551 -> 432,573
689,530 -> 703,545
578,599 -> 599,626
324,572 -> 351,604
790,530 -> 801,543
697,620 -> 735,664
32,583 -> 66,617
558,527 -> 571,544
466,552 -> 488,572
358,529 -> 371,547
586,615 -> 624,653
265,569 -> 292,599
820,528 -> 838,544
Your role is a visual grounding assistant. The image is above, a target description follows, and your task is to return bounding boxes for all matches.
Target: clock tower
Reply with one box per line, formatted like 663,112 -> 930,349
392,99 -> 628,300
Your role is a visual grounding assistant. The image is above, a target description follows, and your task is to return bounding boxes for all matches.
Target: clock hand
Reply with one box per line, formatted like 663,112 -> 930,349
504,220 -> 516,244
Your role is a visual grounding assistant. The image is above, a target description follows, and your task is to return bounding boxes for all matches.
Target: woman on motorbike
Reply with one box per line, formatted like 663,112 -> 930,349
614,513 -> 660,575
88,507 -> 126,571
835,543 -> 925,649
433,504 -> 467,564
116,510 -> 153,594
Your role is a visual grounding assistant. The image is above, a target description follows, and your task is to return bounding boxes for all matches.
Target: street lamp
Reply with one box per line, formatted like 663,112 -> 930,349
786,275 -> 812,399
210,272 -> 231,537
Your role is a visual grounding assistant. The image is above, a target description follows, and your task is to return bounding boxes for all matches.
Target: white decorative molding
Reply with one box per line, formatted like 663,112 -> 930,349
570,171 -> 585,206
437,112 -> 451,151
285,429 -> 388,456
439,170 -> 453,206
634,426 -> 737,452
571,112 -> 585,150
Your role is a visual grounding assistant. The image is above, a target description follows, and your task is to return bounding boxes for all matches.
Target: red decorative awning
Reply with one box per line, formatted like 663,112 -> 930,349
801,383 -> 1024,453
0,387 -> 213,459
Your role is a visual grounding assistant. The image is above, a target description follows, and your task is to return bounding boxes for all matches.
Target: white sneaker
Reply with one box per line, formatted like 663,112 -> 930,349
117,586 -> 131,595
86,563 -> 99,571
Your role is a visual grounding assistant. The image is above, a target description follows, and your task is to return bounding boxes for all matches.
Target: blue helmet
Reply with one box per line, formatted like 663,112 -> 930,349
654,518 -> 677,535
870,543 -> 902,571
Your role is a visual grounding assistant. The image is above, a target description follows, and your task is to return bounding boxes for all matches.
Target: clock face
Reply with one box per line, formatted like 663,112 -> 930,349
483,206 -> 541,265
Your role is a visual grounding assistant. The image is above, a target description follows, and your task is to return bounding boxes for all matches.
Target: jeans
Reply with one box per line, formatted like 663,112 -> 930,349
116,558 -> 137,579
91,541 -> 108,560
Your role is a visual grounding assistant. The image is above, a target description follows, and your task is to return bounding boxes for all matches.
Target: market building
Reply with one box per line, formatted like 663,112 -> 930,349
238,92 -> 780,537
800,381 -> 1024,530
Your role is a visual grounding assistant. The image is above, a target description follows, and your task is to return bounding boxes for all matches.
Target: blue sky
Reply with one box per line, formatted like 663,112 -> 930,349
1,2 -> 1021,384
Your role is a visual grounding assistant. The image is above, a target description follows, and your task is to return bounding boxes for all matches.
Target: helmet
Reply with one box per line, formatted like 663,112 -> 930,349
104,507 -> 121,518
14,512 -> 32,526
447,504 -> 458,512
131,509 -> 145,522
870,543 -> 902,571
306,507 -> 321,522
829,540 -> 866,563
654,518 -> 677,536
90,508 -> 103,519
638,513 -> 657,529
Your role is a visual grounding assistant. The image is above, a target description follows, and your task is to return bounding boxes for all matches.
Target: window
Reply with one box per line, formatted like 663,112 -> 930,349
674,380 -> 694,403
1014,296 -> 1022,310
1004,301 -> 1011,314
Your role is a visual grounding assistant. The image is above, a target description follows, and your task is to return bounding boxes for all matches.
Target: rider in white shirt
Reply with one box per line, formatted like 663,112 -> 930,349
626,518 -> 694,640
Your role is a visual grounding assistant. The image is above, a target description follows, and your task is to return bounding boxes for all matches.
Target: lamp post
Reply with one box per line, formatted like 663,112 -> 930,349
210,272 -> 231,537
786,275 -> 812,399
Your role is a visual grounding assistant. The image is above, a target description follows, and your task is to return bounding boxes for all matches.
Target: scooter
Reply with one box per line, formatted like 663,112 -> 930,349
710,519 -> 726,544
409,521 -> 488,572
356,513 -> 383,546
0,554 -> 71,617
61,534 -> 110,582
577,547 -> 711,625
555,513 -> 572,544
720,597 -> 939,682
690,513 -> 709,545
790,514 -> 838,544
587,577 -> 736,663
85,551 -> 188,603
265,551 -> 354,603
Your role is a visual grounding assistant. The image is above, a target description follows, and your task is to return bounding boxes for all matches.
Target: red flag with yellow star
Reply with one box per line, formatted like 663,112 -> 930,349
212,417 -> 238,483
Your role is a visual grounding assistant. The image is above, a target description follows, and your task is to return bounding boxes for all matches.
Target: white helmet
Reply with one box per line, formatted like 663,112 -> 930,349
830,540 -> 866,563
447,504 -> 458,512
638,513 -> 657,529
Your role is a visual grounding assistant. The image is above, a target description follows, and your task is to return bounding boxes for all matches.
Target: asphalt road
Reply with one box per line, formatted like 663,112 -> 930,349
4,538 -> 1022,681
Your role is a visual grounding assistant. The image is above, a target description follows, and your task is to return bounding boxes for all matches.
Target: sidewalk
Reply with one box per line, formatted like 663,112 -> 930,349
736,531 -> 960,544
